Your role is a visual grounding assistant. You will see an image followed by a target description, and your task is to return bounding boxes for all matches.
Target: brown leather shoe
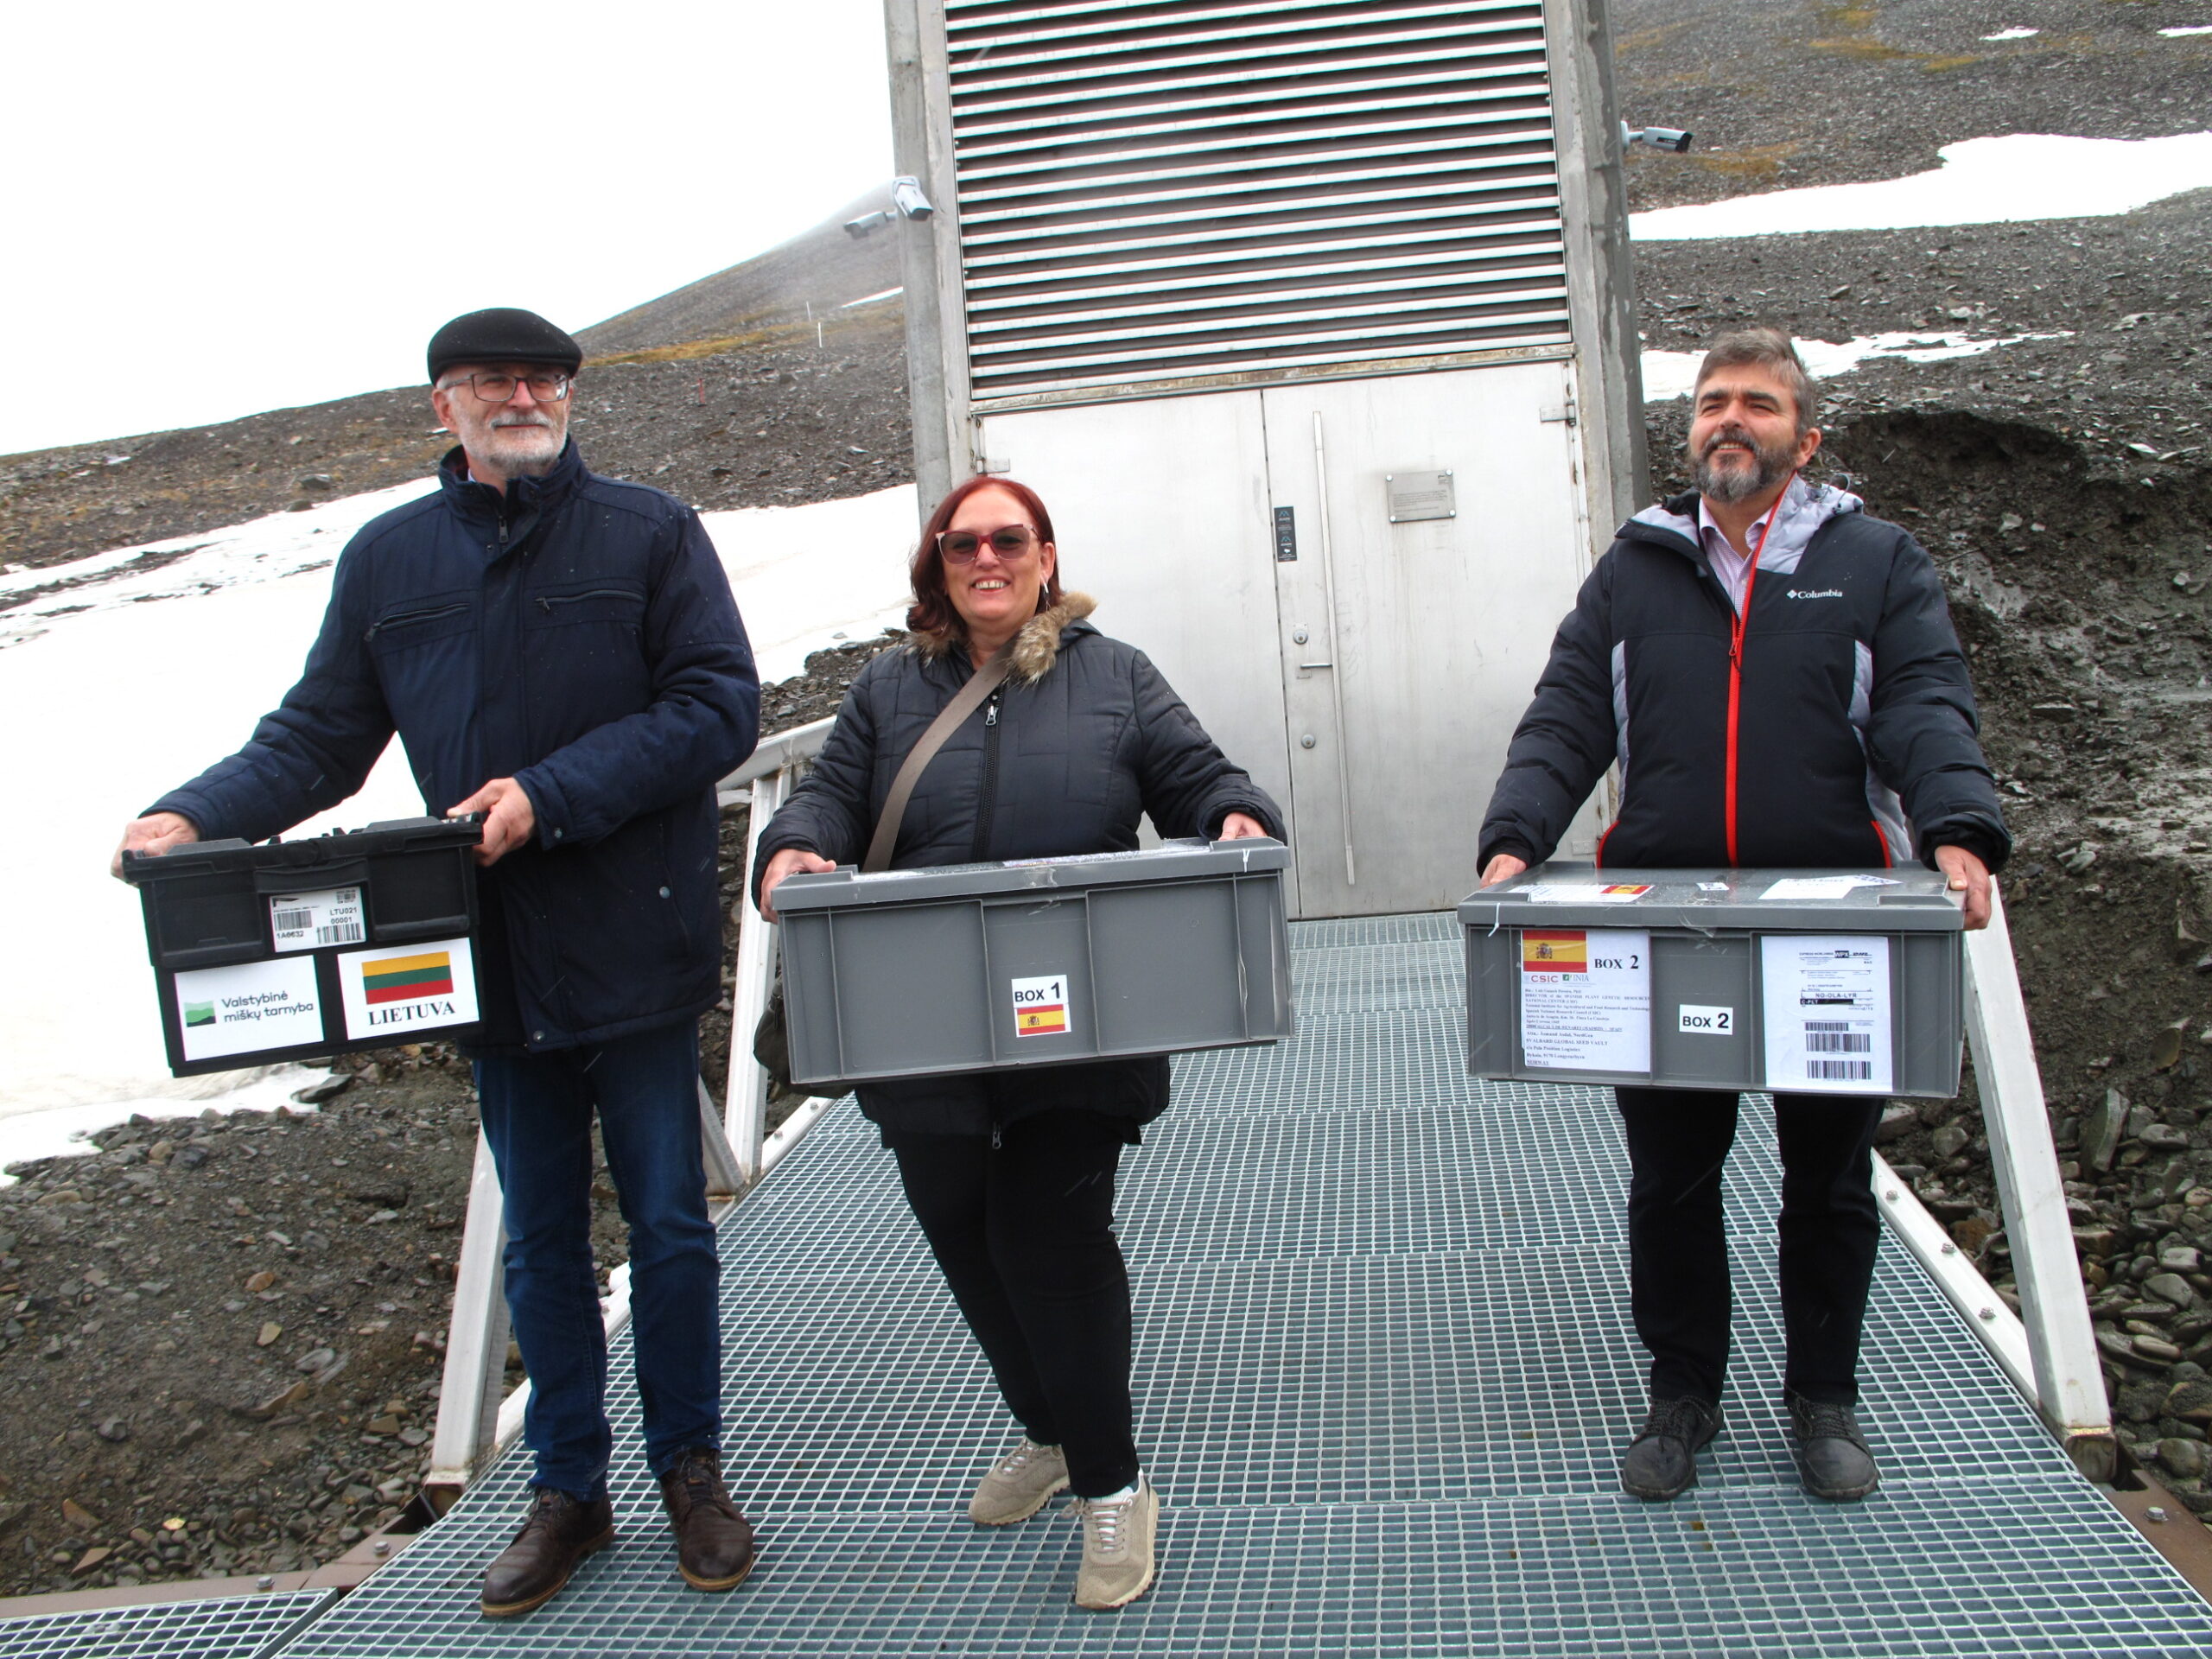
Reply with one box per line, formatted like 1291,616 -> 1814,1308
480,1487 -> 614,1618
659,1446 -> 757,1592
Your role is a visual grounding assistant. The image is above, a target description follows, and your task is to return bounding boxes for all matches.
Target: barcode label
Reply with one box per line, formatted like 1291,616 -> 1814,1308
1804,1020 -> 1853,1032
1807,1058 -> 1873,1080
1807,1031 -> 1872,1053
270,886 -> 365,953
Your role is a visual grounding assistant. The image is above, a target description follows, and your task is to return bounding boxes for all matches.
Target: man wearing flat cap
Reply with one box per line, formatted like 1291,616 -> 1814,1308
114,308 -> 762,1616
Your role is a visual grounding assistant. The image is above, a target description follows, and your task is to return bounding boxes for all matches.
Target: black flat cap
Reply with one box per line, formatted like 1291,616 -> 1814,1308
427,308 -> 582,384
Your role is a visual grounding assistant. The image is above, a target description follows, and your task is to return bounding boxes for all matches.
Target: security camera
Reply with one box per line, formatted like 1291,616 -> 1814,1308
891,176 -> 935,220
1622,122 -> 1694,154
844,209 -> 893,238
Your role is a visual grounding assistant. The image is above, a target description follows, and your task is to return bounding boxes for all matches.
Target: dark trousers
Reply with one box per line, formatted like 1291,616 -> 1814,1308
1617,1087 -> 1883,1408
474,1021 -> 721,1498
889,1111 -> 1139,1497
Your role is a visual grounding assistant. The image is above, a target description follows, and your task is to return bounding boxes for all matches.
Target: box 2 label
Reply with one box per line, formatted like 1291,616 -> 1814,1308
1010,974 -> 1072,1039
1677,1004 -> 1735,1036
174,957 -> 326,1062
337,937 -> 480,1040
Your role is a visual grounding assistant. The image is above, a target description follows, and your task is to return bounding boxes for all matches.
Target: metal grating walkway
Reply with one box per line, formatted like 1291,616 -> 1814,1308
34,913 -> 2212,1656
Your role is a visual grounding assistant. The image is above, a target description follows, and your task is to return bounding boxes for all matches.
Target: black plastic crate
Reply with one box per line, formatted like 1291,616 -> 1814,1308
122,817 -> 485,1076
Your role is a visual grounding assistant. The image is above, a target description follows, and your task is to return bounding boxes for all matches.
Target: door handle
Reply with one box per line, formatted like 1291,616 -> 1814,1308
1298,660 -> 1334,671
1309,410 -> 1357,887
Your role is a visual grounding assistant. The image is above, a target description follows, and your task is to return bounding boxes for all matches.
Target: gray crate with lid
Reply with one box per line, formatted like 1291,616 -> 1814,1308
771,839 -> 1293,1087
1458,864 -> 1965,1097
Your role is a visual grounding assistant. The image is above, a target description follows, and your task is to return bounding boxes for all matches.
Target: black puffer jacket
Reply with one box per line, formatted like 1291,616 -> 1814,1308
754,593 -> 1284,1138
1480,485 -> 2009,874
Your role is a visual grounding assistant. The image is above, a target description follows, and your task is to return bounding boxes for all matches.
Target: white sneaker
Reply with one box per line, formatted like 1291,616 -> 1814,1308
968,1438 -> 1070,1525
1072,1477 -> 1158,1610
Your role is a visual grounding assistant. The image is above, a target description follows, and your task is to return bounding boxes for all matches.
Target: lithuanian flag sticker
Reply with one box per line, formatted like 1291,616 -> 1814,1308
361,950 -> 454,1004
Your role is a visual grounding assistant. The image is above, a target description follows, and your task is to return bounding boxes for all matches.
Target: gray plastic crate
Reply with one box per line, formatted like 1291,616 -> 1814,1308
1459,864 -> 1964,1096
772,839 -> 1293,1086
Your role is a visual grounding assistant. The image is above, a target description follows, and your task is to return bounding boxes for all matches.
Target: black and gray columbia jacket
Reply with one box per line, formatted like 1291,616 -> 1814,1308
754,592 -> 1284,1138
1478,480 -> 2009,874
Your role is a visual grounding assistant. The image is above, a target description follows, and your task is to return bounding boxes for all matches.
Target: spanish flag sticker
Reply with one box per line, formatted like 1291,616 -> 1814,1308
1011,974 -> 1072,1038
1521,930 -> 1588,973
361,950 -> 454,1005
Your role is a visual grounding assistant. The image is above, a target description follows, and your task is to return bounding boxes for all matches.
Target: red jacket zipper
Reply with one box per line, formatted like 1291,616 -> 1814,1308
1722,474 -> 1794,864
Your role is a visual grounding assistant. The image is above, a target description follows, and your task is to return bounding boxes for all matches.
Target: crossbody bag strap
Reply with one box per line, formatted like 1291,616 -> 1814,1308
861,644 -> 1015,874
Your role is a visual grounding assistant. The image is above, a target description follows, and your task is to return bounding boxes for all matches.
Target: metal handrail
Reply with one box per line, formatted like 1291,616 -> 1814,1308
426,722 -> 839,1503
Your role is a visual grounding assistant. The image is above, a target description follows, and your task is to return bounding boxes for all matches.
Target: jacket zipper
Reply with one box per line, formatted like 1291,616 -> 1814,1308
1721,474 -> 1793,864
969,689 -> 1004,862
364,601 -> 466,642
537,588 -> 633,613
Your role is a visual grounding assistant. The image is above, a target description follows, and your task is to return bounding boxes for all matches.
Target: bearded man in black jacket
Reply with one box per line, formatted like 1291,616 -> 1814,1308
1477,327 -> 2008,1504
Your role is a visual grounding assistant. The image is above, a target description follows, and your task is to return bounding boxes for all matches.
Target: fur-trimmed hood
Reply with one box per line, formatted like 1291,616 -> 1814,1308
914,591 -> 1097,683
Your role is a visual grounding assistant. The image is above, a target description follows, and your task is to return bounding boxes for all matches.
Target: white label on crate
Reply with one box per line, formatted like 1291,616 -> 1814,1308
1518,929 -> 1650,1072
268,887 -> 365,952
336,936 -> 479,1040
1514,883 -> 1653,904
1010,974 -> 1073,1039
1677,1004 -> 1736,1037
1761,935 -> 1892,1093
174,957 -> 325,1062
1758,875 -> 1897,901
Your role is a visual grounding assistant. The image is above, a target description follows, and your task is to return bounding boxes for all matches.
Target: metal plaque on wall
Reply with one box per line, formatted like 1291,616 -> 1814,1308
1385,470 -> 1456,524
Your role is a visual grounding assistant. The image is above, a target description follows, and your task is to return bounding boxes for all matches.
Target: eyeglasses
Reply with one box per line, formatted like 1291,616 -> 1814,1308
937,524 -> 1038,563
453,371 -> 571,404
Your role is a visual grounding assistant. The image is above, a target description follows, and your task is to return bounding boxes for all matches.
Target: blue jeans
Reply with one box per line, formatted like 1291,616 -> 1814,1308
474,1020 -> 721,1498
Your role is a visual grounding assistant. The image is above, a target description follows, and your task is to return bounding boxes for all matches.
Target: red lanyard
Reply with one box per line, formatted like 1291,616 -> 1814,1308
1723,472 -> 1796,862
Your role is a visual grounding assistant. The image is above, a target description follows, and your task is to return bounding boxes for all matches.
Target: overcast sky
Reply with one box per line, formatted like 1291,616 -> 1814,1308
0,0 -> 894,459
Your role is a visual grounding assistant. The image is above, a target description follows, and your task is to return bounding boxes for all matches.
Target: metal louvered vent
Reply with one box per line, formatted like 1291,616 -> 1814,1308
944,0 -> 1570,404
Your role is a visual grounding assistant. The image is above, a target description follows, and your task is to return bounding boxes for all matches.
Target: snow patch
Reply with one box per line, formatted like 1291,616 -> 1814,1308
2159,26 -> 2212,37
1981,27 -> 2038,41
1641,330 -> 2073,403
841,287 -> 904,308
1632,132 -> 2212,240
0,1079 -> 320,1187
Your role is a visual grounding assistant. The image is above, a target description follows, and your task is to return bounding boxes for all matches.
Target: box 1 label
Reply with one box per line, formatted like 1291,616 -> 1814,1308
337,937 -> 480,1040
1677,1004 -> 1735,1037
175,957 -> 325,1062
1011,974 -> 1072,1039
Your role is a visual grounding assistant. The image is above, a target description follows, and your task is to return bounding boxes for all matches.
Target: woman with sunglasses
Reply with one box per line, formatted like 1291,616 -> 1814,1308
752,474 -> 1282,1611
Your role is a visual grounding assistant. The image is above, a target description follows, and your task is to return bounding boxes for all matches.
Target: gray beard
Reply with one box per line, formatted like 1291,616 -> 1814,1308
484,420 -> 564,474
1694,435 -> 1794,504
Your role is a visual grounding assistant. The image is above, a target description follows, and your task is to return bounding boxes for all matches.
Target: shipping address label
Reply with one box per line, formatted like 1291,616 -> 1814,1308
1518,928 -> 1650,1073
1760,935 -> 1893,1093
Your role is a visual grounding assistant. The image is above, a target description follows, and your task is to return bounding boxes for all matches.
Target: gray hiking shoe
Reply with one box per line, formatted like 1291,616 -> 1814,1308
968,1438 -> 1070,1525
1072,1477 -> 1158,1611
1789,1395 -> 1880,1502
1621,1396 -> 1722,1500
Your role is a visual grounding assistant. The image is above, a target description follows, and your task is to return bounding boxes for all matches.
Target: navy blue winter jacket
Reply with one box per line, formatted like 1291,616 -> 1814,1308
151,442 -> 760,1052
1480,485 -> 2008,874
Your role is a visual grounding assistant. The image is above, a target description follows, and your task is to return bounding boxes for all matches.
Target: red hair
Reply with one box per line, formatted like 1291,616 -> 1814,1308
906,475 -> 1064,642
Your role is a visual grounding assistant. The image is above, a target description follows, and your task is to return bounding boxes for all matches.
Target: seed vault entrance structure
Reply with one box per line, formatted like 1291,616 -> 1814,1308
887,0 -> 1646,918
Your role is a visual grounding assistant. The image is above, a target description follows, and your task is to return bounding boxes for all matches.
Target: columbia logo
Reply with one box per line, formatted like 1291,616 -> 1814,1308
1786,588 -> 1845,599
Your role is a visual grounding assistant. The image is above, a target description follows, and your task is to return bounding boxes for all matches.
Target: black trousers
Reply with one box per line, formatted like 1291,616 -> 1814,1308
888,1110 -> 1140,1497
1617,1087 -> 1883,1408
